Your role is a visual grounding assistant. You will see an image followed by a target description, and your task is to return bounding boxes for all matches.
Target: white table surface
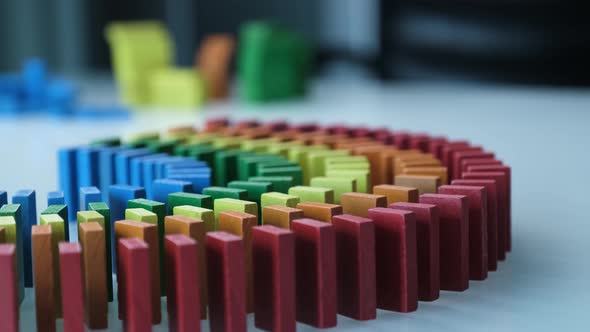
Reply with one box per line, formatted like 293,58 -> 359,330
1,70 -> 589,331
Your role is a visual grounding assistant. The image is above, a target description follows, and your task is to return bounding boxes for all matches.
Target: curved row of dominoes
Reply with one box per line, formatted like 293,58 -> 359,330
0,118 -> 511,332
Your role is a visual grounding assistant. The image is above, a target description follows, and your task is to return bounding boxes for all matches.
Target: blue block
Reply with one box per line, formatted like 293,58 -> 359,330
143,156 -> 179,199
22,58 -> 47,108
12,189 -> 36,288
157,159 -> 205,179
108,185 -> 146,273
0,190 -> 6,206
99,146 -> 129,200
130,154 -> 167,187
77,147 -> 100,188
115,148 -> 151,185
47,191 -> 65,206
79,186 -> 102,211
58,147 -> 79,221
46,78 -> 77,115
152,179 -> 192,205
166,172 -> 211,193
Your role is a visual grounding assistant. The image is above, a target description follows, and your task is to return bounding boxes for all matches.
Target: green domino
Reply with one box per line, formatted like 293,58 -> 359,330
168,192 -> 213,214
148,139 -> 177,154
310,177 -> 357,204
125,208 -> 157,223
288,186 -> 334,204
212,136 -> 242,149
213,198 -> 258,227
0,215 -> 24,303
77,210 -> 114,301
260,192 -> 300,222
215,150 -> 250,186
202,187 -> 248,201
267,141 -> 303,158
324,155 -> 370,170
326,163 -> 370,171
326,169 -> 371,193
256,166 -> 303,186
306,150 -> 350,182
249,176 -> 294,194
257,160 -> 299,171
41,205 -> 69,241
127,131 -> 160,146
237,154 -> 284,181
227,181 -> 273,203
241,138 -> 279,153
286,145 -> 329,184
90,136 -> 121,147
173,205 -> 215,232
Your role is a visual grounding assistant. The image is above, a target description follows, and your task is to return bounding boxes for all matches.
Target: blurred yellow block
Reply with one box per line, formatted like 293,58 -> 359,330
149,68 -> 207,108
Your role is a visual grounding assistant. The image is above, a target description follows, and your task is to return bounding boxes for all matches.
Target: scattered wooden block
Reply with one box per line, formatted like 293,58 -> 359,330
252,225 -> 296,331
373,184 -> 419,205
58,243 -> 85,332
452,179 -> 499,271
394,174 -> 441,195
32,225 -> 56,332
164,215 -> 208,318
402,166 -> 448,185
0,243 -> 18,332
78,222 -> 108,329
341,192 -> 387,218
118,238 -> 152,332
206,232 -> 247,332
367,208 -> 418,312
296,202 -> 343,223
261,205 -> 304,229
419,194 -> 469,291
173,205 -> 215,232
439,185 -> 488,280
309,177 -> 356,204
291,218 -> 337,328
218,211 -> 257,313
332,214 -> 376,320
462,171 -> 508,260
389,202 -> 440,301
114,220 -> 161,324
165,234 -> 201,332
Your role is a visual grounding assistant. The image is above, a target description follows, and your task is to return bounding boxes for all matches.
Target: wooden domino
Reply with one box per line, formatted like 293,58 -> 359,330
291,218 -> 337,328
78,222 -> 108,329
261,205 -> 303,229
394,174 -> 440,195
32,225 -> 56,332
118,238 -> 152,332
0,244 -> 18,332
332,214 -> 377,320
39,214 -> 65,317
341,192 -> 387,218
206,231 -> 247,332
58,243 -> 85,332
165,234 -> 201,332
367,208 -> 418,312
372,184 -> 419,205
12,189 -> 36,288
296,201 -> 343,223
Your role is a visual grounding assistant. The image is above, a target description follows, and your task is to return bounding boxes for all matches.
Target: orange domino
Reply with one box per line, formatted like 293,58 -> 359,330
373,184 -> 419,205
296,202 -> 343,223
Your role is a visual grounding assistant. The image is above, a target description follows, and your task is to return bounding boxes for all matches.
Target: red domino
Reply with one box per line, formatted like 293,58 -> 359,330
453,150 -> 495,180
438,185 -> 488,280
372,129 -> 393,144
367,208 -> 418,312
118,238 -> 152,332
332,214 -> 376,320
206,232 -> 247,332
409,134 -> 431,152
291,218 -> 337,328
0,244 -> 18,332
428,137 -> 448,159
58,243 -> 85,332
419,194 -> 469,291
351,127 -> 371,138
252,225 -> 296,332
467,165 -> 512,252
441,140 -> 470,166
462,171 -> 508,259
461,158 -> 502,175
388,202 -> 440,301
447,146 -> 483,180
392,132 -> 410,149
452,179 -> 499,271
165,234 -> 200,332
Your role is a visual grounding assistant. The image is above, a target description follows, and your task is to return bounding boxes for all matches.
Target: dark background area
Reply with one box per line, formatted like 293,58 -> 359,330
1,0 -> 588,85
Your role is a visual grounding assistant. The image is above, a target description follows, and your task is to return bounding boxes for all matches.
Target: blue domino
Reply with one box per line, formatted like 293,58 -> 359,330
166,172 -> 211,193
77,146 -> 100,187
58,147 -> 79,221
157,159 -> 205,178
47,191 -> 65,206
130,153 -> 167,187
12,189 -> 36,287
79,186 -> 102,211
115,148 -> 151,185
22,58 -> 47,109
0,190 -> 6,206
99,146 -> 129,200
152,179 -> 192,205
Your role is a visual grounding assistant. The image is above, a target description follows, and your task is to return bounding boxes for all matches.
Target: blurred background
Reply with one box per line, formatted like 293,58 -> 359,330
1,0 -> 589,85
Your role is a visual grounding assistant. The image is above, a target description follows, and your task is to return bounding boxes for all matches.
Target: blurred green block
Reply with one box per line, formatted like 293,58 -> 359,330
202,186 -> 247,201
41,205 -> 69,241
90,137 -> 121,147
260,192 -> 300,222
306,150 -> 350,182
168,192 -> 213,214
227,181 -> 273,203
173,205 -> 215,232
213,198 -> 258,227
148,139 -> 178,154
241,138 -> 279,153
256,166 -> 303,186
212,137 -> 243,150
237,154 -> 284,181
268,141 -> 303,158
87,202 -> 114,301
326,169 -> 371,193
310,177 -> 357,204
249,176 -> 294,194
126,131 -> 160,147
125,208 -> 157,224
77,210 -> 114,301
238,21 -> 312,102
0,215 -> 24,303
215,150 -> 250,186
149,68 -> 207,107
288,186 -> 334,204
